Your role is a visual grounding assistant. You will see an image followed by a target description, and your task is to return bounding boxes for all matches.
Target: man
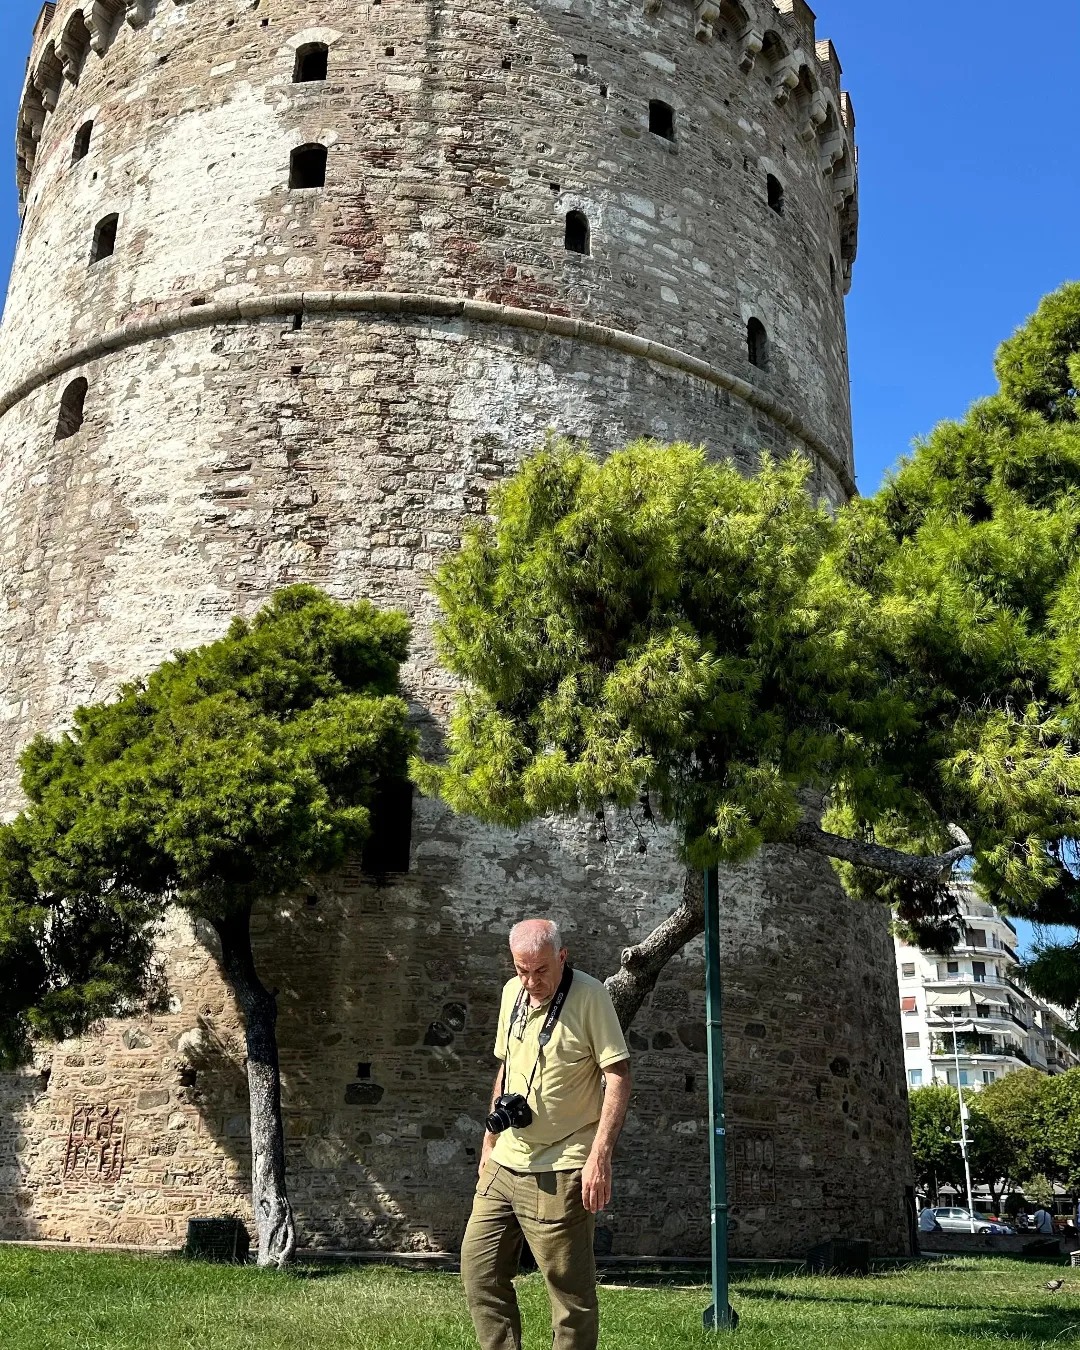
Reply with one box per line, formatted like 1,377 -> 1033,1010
461,918 -> 631,1350
1032,1205 -> 1054,1235
918,1205 -> 942,1233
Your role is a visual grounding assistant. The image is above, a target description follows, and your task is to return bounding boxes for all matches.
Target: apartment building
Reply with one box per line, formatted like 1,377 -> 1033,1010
895,886 -> 1079,1091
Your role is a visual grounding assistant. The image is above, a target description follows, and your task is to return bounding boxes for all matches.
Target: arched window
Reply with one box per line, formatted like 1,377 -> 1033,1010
293,43 -> 328,83
829,255 -> 837,292
55,377 -> 88,441
649,99 -> 675,142
289,143 -> 327,189
90,213 -> 118,264
747,318 -> 769,369
72,120 -> 93,163
564,209 -> 590,255
767,174 -> 784,215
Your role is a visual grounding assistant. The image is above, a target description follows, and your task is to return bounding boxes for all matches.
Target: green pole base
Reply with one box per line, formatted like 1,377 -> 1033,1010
703,1303 -> 739,1332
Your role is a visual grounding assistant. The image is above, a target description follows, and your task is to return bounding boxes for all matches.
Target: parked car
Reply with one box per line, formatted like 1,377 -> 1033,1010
931,1207 -> 1014,1234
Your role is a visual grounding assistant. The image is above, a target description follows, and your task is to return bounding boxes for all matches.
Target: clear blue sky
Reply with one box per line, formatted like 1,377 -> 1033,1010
0,1 -> 1076,955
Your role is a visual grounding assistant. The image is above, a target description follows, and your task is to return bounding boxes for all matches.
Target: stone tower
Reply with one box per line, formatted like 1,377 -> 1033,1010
0,0 -> 912,1258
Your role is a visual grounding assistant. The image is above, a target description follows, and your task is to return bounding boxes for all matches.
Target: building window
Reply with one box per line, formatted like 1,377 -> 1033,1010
829,255 -> 837,292
946,961 -> 959,975
90,214 -> 118,264
649,99 -> 675,141
766,173 -> 784,215
55,377 -> 88,441
564,209 -> 590,255
290,143 -> 327,189
908,1069 -> 922,1086
747,317 -> 768,369
901,963 -> 916,978
361,780 -> 414,875
72,121 -> 93,162
967,928 -> 986,947
293,43 -> 329,82
905,1032 -> 920,1049
901,996 -> 917,1015
981,1070 -> 996,1084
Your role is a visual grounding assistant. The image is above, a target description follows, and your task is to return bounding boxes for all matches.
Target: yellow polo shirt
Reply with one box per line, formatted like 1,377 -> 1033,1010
491,968 -> 629,1173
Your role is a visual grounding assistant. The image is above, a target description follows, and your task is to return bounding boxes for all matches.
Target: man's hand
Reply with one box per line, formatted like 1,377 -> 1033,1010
581,1059 -> 630,1212
478,1132 -> 497,1177
582,1149 -> 612,1213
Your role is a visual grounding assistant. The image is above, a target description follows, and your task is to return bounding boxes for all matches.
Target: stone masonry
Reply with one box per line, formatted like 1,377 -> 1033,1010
0,0 -> 912,1258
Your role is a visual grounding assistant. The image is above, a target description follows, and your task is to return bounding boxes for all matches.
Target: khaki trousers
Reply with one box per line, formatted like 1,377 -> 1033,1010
461,1161 -> 597,1350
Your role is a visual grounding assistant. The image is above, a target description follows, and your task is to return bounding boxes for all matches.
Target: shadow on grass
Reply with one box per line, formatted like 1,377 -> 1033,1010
736,1284 -> 1080,1342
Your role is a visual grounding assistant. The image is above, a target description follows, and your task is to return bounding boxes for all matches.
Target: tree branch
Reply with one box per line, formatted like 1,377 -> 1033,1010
605,868 -> 706,1030
791,820 -> 973,883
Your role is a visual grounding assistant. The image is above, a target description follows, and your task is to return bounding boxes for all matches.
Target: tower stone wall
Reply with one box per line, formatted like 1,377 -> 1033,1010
0,0 -> 912,1258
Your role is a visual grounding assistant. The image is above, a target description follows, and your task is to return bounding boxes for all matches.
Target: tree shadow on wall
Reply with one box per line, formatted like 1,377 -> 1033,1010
0,1064 -> 52,1241
178,785 -> 699,1259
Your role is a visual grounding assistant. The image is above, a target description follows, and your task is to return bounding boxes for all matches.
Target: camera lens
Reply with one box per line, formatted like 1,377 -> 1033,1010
485,1105 -> 511,1134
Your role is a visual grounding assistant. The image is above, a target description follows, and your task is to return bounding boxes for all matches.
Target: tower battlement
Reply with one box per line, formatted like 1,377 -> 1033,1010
17,0 -> 857,282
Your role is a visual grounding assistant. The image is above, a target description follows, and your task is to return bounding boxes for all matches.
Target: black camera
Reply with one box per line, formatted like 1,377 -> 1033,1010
485,1092 -> 533,1134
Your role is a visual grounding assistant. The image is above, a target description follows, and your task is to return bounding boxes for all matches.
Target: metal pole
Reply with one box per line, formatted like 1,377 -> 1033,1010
951,1018 -> 976,1233
703,864 -> 737,1332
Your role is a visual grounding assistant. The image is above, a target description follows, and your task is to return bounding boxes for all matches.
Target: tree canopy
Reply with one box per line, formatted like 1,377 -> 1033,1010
419,284 -> 1080,1022
0,585 -> 415,1264
908,1068 -> 1080,1206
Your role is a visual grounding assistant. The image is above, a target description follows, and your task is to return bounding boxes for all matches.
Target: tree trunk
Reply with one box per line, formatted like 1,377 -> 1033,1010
605,868 -> 707,1029
212,909 -> 297,1269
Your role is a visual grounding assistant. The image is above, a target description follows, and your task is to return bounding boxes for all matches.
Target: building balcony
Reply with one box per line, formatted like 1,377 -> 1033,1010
925,1008 -> 1031,1034
929,1040 -> 1031,1065
952,940 -> 1019,964
921,973 -> 1010,990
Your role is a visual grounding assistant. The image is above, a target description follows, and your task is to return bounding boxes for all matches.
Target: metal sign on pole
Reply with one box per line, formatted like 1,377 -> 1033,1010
703,864 -> 738,1332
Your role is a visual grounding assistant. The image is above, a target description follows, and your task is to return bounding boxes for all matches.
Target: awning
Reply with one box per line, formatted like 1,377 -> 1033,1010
926,985 -> 1010,1008
930,1019 -> 1022,1038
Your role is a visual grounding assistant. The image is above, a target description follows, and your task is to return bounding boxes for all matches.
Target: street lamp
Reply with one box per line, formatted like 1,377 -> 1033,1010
950,1016 -> 977,1233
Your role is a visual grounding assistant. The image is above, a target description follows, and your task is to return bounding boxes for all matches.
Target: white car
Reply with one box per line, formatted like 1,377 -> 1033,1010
931,1207 -> 1013,1234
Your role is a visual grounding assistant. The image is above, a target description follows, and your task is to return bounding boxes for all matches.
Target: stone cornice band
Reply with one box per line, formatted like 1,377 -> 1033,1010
0,290 -> 856,497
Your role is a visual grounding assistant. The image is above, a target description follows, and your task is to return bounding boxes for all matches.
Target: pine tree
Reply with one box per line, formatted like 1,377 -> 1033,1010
0,586 -> 414,1266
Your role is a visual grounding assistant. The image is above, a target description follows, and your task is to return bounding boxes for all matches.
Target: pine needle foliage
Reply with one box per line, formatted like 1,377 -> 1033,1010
422,285 -> 1080,1012
420,443 -> 856,864
849,282 -> 1080,1010
0,585 -> 414,1066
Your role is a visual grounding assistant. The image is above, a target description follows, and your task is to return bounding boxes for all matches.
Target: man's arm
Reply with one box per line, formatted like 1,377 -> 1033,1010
581,1059 -> 631,1213
478,1065 -> 504,1175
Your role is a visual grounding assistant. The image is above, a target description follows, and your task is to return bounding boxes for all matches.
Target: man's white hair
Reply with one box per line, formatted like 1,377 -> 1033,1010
508,918 -> 563,958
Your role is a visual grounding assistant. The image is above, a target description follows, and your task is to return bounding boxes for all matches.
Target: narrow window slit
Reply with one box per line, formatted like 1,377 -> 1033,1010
72,121 -> 93,162
290,143 -> 327,189
649,99 -> 675,141
90,213 -> 118,264
564,209 -> 590,255
747,317 -> 769,370
55,377 -> 88,441
293,43 -> 328,83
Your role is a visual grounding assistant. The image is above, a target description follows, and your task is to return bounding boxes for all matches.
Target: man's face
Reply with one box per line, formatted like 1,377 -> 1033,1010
511,943 -> 567,1006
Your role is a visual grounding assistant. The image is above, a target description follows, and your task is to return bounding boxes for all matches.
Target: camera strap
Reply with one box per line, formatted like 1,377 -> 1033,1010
505,962 -> 574,1101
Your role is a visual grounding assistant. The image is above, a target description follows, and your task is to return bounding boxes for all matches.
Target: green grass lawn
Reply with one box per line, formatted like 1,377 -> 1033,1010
0,1247 -> 1077,1350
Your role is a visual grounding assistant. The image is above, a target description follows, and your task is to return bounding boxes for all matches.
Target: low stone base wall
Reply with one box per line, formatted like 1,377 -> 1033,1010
919,1232 -> 1078,1258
